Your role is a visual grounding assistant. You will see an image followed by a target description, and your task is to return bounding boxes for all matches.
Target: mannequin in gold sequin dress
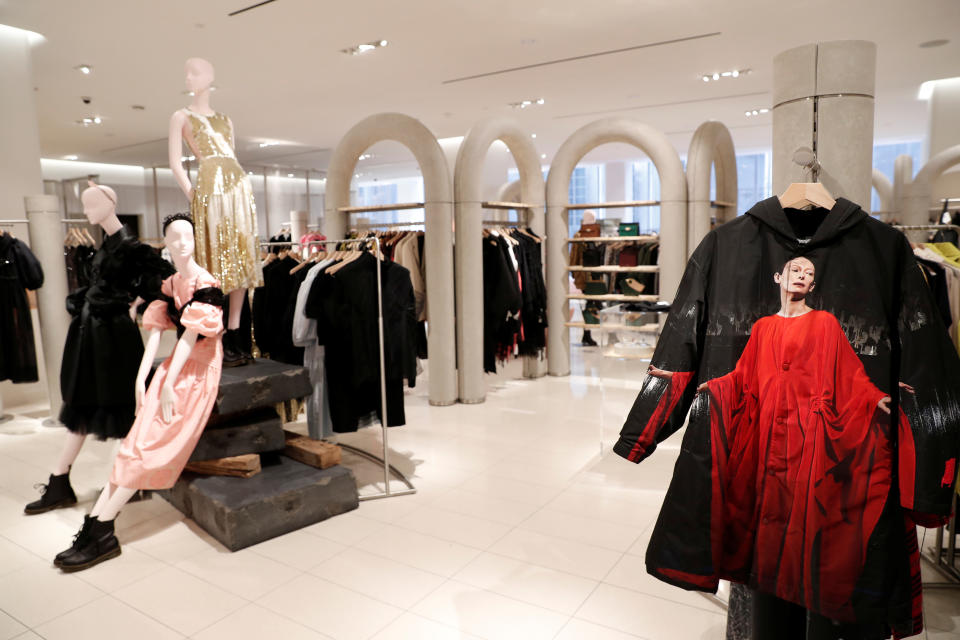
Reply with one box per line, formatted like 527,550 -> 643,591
168,58 -> 262,366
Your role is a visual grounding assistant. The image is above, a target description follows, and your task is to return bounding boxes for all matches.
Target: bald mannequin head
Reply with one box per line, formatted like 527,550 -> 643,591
185,58 -> 215,95
81,181 -> 117,225
582,210 -> 597,225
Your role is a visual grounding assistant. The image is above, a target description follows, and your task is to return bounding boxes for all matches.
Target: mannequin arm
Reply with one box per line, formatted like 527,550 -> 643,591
129,296 -> 144,322
135,329 -> 164,413
160,329 -> 198,422
168,111 -> 193,199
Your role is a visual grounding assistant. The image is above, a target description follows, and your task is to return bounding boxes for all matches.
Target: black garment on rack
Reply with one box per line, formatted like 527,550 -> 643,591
509,229 -> 548,357
268,230 -> 292,255
483,234 -> 522,373
252,255 -> 304,364
0,232 -> 44,383
60,226 -> 174,440
916,258 -> 953,329
304,252 -> 417,432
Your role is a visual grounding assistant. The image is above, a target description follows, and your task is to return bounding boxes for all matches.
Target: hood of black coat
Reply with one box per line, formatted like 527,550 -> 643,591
745,196 -> 866,250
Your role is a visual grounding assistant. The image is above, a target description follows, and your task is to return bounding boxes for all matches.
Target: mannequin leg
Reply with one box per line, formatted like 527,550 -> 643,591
227,288 -> 245,330
53,431 -> 87,475
92,484 -> 137,522
24,431 -> 85,514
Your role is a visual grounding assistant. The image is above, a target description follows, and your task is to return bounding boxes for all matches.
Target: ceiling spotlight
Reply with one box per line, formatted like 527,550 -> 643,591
77,117 -> 103,126
342,39 -> 389,55
701,68 -> 750,83
509,98 -> 546,109
258,141 -> 279,148
536,98 -> 545,105
75,64 -> 92,75
248,171 -> 254,175
541,154 -> 547,159
63,154 -> 78,160
287,173 -> 294,177
744,107 -> 770,117
531,133 -> 537,138
93,116 -> 101,124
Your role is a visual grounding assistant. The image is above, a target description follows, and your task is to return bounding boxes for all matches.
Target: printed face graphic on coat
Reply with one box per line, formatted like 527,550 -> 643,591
774,257 -> 815,298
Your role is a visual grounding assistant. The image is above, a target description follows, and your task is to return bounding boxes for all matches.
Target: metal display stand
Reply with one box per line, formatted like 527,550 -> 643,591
259,236 -> 417,501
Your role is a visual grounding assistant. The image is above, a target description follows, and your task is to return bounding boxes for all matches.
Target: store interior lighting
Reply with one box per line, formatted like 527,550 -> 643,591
701,68 -> 749,82
342,39 -> 389,56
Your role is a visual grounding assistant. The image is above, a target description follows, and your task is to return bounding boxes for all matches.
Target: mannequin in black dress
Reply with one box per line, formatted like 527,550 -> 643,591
25,182 -> 173,514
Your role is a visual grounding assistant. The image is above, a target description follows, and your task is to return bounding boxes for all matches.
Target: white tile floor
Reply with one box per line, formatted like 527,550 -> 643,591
0,345 -> 958,639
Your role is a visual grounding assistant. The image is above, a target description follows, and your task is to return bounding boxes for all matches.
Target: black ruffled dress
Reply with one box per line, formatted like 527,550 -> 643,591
0,232 -> 44,383
59,226 -> 174,439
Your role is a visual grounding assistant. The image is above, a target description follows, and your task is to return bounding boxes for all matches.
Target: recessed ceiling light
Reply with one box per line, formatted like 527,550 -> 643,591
75,64 -> 92,75
77,117 -> 103,126
541,154 -> 547,159
919,39 -> 949,48
248,171 -> 254,175
63,154 -> 78,160
509,97 -> 546,109
702,68 -> 750,83
258,141 -> 279,148
287,173 -> 294,177
531,133 -> 537,139
744,108 -> 770,117
342,39 -> 389,55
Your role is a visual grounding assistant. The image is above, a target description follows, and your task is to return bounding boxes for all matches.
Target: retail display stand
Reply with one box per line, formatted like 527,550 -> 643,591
159,358 -> 360,551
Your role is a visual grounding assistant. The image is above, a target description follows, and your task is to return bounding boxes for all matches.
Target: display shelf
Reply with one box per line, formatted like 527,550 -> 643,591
564,201 -> 659,209
564,322 -> 659,333
566,265 -> 658,273
566,235 -> 658,243
339,202 -> 424,213
711,200 -> 736,208
566,293 -> 659,302
481,201 -> 538,210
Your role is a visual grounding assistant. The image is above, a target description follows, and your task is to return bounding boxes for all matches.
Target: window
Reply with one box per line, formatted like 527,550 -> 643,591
871,141 -> 922,213
736,153 -> 771,216
628,160 -> 661,233
354,178 -> 424,225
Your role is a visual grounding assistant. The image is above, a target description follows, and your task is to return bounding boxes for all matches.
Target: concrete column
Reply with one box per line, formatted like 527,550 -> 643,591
0,26 -> 46,412
290,209 -> 308,254
26,196 -> 70,418
773,41 -> 876,210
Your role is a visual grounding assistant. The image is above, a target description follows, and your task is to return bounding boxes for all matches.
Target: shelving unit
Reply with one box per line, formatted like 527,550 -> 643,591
566,235 -> 658,243
567,265 -> 658,273
565,322 -> 659,333
567,293 -> 659,302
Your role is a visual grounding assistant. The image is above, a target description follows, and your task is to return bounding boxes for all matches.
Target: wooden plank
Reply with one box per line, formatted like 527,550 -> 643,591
283,431 -> 342,469
481,201 -> 539,210
185,454 -> 261,478
565,201 -> 659,210
566,236 -> 658,243
566,265 -> 658,273
566,293 -> 660,302
338,202 -> 424,213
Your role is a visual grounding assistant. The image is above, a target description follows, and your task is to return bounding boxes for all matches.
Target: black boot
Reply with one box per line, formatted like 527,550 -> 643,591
58,517 -> 121,572
582,331 -> 598,347
222,329 -> 248,368
54,515 -> 94,567
24,472 -> 77,515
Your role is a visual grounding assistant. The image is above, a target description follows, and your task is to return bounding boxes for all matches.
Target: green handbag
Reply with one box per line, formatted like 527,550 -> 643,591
618,222 -> 639,237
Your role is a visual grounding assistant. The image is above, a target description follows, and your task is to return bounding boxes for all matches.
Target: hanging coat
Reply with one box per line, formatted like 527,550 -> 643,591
0,233 -> 44,383
614,197 -> 960,638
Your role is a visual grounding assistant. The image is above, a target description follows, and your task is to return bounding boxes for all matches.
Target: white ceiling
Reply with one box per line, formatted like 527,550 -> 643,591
2,0 -> 957,176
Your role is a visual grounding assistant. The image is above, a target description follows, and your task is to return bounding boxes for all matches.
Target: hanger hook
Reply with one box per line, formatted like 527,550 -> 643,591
792,147 -> 821,182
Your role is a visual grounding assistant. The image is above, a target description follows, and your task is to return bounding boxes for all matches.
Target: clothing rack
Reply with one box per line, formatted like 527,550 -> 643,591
258,236 -> 416,501
893,224 -> 960,232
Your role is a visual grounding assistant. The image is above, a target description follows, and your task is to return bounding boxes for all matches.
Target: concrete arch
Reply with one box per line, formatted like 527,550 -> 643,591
497,179 -> 522,203
454,117 -> 545,403
871,169 -> 893,216
686,121 -> 737,254
323,113 -> 456,406
545,117 -> 686,376
903,144 -> 960,226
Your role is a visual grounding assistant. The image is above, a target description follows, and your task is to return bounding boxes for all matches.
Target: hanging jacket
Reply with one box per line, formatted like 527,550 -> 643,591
614,197 -> 960,638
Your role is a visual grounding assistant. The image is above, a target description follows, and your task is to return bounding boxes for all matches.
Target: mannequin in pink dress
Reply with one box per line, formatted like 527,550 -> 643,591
54,213 -> 224,572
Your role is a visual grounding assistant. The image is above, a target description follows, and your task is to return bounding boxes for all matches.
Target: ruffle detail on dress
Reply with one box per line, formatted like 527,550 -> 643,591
142,299 -> 174,332
181,301 -> 224,338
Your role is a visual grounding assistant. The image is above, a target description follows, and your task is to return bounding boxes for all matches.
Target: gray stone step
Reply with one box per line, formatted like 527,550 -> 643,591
159,456 -> 358,551
214,358 -> 312,415
189,408 -> 285,462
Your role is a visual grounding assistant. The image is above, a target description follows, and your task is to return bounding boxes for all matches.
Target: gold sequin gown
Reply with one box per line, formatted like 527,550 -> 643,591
184,108 -> 263,291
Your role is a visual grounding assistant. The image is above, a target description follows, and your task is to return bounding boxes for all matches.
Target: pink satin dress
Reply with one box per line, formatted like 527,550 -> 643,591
110,271 -> 223,490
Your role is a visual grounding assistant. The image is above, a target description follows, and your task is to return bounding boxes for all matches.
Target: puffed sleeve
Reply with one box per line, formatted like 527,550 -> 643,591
12,239 -> 44,290
128,242 -> 175,302
181,302 -> 223,338
142,299 -> 174,332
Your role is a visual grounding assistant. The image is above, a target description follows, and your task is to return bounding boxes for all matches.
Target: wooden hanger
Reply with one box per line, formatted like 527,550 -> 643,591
778,182 -> 836,210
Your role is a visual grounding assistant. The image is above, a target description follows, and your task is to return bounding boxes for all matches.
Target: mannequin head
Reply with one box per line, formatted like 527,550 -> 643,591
185,58 -> 215,95
163,213 -> 196,269
582,210 -> 597,225
81,181 -> 120,231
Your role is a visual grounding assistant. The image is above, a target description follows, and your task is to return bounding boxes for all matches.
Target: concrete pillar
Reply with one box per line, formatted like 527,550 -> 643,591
0,26 -> 46,412
773,41 -> 876,210
893,154 -> 913,221
290,209 -> 308,254
26,196 -> 70,418
324,113 -> 457,406
454,117 -> 545,403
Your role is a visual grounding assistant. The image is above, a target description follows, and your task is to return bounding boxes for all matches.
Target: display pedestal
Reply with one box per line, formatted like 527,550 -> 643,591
159,358 -> 359,551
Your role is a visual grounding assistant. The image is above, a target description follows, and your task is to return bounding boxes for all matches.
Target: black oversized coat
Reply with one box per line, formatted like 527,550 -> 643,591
614,197 -> 960,636
0,233 -> 44,383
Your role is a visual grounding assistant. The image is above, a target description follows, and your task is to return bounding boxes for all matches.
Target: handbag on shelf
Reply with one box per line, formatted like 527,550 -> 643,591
579,223 -> 601,238
618,222 -> 639,237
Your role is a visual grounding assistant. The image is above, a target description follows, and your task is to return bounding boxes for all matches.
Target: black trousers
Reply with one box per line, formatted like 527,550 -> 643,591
751,591 -> 890,640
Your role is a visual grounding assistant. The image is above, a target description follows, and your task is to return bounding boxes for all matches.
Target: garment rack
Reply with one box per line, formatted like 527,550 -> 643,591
257,236 -> 417,501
